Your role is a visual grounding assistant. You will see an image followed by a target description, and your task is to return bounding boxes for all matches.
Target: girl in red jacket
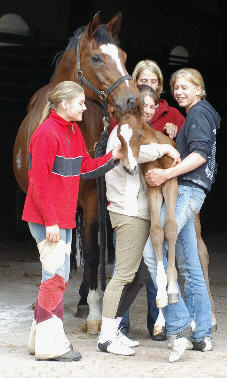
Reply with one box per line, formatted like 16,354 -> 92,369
23,81 -> 122,362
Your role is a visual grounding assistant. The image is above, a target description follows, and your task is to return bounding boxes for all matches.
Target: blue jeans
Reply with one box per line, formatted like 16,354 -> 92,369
28,222 -> 72,283
143,185 -> 211,342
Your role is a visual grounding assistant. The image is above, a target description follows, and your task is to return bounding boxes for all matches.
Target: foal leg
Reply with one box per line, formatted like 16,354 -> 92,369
162,178 -> 178,303
147,186 -> 168,308
194,213 -> 217,332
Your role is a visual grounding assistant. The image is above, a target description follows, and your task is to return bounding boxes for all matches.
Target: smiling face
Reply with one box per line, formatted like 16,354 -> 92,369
62,93 -> 87,122
142,95 -> 156,122
173,76 -> 201,113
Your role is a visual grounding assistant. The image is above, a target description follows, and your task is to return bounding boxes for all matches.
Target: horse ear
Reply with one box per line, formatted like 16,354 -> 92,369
106,12 -> 122,37
86,11 -> 101,41
134,98 -> 143,119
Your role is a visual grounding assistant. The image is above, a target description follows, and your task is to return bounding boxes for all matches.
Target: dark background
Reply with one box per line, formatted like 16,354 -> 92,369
0,0 -> 226,245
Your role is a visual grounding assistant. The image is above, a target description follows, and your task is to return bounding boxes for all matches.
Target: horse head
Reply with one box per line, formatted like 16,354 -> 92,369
117,98 -> 149,174
56,12 -> 139,114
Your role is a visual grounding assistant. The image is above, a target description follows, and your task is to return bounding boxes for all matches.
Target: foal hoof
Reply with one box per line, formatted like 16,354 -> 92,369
156,297 -> 168,309
168,293 -> 179,304
75,304 -> 89,318
86,320 -> 101,335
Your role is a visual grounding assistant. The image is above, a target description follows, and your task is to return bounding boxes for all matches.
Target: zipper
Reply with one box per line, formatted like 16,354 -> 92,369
66,127 -> 70,153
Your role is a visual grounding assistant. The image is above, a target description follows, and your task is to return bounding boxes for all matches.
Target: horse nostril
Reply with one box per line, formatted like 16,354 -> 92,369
126,97 -> 136,110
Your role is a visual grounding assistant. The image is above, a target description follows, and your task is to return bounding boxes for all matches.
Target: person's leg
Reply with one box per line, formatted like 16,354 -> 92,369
112,231 -> 130,334
176,222 -> 212,344
97,213 -> 150,355
27,223 -> 81,361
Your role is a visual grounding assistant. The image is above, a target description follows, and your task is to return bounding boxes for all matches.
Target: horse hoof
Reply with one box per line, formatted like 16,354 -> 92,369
168,293 -> 179,304
75,304 -> 89,318
86,320 -> 101,335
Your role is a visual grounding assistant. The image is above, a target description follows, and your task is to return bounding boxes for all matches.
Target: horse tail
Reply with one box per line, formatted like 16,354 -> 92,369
71,207 -> 83,272
95,127 -> 109,292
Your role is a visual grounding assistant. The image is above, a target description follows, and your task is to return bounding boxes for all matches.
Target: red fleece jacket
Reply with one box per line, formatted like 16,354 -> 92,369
109,99 -> 185,134
22,110 -> 116,229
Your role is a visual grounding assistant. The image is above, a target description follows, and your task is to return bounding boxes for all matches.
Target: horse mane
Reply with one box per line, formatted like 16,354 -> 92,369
51,24 -> 119,79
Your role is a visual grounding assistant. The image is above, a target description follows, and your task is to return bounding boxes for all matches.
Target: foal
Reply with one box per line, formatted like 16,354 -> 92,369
117,101 -> 179,309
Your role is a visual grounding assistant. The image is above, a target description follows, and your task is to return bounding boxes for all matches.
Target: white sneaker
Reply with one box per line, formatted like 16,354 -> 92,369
169,337 -> 189,363
192,337 -> 213,351
117,330 -> 139,347
97,335 -> 135,356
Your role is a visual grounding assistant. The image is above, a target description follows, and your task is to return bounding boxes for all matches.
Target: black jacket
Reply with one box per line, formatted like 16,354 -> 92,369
176,100 -> 221,193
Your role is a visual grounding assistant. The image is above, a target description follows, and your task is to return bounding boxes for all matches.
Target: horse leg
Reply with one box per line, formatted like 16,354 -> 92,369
162,178 -> 178,303
79,187 -> 102,335
147,186 -> 168,309
195,213 -> 217,332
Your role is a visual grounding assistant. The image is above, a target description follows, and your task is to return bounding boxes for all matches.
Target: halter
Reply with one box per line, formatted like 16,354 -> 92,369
76,34 -> 132,121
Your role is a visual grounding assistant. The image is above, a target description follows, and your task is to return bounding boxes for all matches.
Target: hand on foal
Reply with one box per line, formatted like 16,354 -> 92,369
145,168 -> 169,186
163,123 -> 178,139
112,145 -> 124,161
165,145 -> 181,166
46,224 -> 61,242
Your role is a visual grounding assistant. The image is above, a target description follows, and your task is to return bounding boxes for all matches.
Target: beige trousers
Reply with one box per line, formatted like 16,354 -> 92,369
102,211 -> 150,318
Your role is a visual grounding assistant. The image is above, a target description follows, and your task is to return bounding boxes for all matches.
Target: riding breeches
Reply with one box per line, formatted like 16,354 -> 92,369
102,212 -> 150,319
27,222 -> 72,359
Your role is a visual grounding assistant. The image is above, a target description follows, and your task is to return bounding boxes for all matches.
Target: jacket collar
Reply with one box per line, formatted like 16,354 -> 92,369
152,99 -> 168,122
49,109 -> 77,128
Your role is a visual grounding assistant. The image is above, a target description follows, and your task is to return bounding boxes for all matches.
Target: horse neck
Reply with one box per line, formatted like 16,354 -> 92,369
54,49 -> 76,83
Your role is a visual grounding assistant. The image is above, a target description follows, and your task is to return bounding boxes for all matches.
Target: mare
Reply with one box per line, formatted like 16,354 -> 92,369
13,12 -> 139,334
116,100 -> 217,334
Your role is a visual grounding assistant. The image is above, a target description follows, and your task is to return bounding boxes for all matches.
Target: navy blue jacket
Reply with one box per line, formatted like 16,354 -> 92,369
176,100 -> 221,193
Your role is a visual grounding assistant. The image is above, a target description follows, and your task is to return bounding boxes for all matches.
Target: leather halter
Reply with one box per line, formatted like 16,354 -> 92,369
76,34 -> 132,120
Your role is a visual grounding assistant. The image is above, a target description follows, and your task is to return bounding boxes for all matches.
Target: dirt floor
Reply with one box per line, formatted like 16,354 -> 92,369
0,232 -> 227,378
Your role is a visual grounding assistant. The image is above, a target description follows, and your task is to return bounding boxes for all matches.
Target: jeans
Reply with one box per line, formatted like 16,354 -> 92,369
143,185 -> 211,341
28,222 -> 72,283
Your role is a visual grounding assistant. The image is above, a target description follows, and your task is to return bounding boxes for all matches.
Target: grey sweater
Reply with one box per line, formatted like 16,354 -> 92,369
176,100 -> 221,193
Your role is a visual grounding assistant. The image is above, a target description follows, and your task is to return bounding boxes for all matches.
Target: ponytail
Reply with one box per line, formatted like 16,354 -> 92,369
40,99 -> 52,124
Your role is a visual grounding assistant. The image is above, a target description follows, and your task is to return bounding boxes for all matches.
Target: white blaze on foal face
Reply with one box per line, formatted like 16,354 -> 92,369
100,44 -> 129,87
120,124 -> 138,171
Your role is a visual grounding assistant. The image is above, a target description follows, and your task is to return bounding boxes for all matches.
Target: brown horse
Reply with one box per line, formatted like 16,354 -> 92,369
117,100 -> 217,332
13,12 -> 139,334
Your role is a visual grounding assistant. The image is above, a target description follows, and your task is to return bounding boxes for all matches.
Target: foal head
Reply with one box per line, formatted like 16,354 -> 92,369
117,99 -> 147,174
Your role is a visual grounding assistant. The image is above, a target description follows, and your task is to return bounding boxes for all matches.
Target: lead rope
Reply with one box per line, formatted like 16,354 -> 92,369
94,102 -> 110,292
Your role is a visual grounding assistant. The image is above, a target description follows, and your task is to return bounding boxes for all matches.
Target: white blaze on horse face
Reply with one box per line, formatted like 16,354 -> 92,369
120,124 -> 138,172
100,44 -> 129,87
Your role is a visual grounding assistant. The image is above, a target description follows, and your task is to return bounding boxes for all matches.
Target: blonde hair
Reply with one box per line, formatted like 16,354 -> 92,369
40,81 -> 84,123
170,68 -> 206,100
132,59 -> 163,98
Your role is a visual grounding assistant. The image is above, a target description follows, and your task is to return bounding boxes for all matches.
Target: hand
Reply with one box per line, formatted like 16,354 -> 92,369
46,224 -> 61,242
112,145 -> 125,160
163,123 -> 178,139
145,168 -> 168,186
166,145 -> 181,166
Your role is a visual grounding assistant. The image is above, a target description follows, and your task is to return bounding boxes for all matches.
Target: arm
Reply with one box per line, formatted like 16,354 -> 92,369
138,143 -> 181,166
145,152 -> 206,186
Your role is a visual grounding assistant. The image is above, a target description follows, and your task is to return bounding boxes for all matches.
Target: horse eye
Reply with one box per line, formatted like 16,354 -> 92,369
91,55 -> 103,64
138,132 -> 143,139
